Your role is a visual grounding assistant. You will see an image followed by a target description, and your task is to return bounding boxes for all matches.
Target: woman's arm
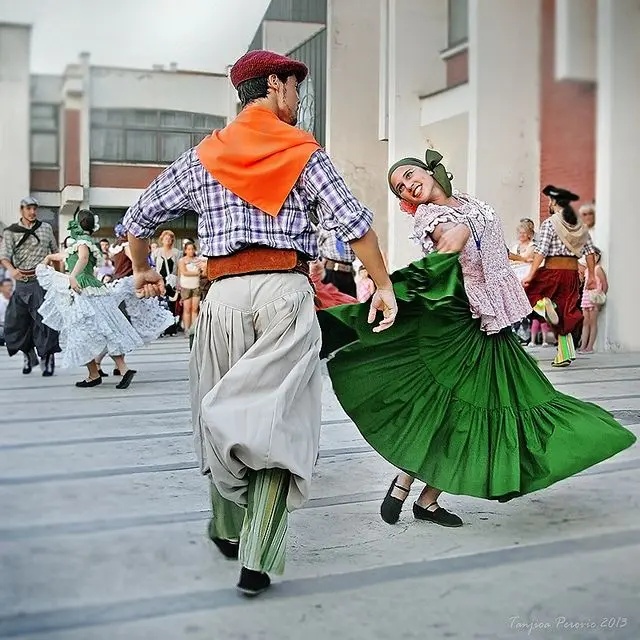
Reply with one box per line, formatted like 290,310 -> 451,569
177,257 -> 187,276
68,245 -> 89,293
43,252 -> 66,266
597,266 -> 609,294
431,222 -> 471,253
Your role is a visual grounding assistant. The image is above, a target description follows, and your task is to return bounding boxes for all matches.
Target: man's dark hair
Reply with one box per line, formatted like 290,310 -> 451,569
77,209 -> 96,234
237,73 -> 291,108
1,278 -> 12,286
99,238 -> 109,244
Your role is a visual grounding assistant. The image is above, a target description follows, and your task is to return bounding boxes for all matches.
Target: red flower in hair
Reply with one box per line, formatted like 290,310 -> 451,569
399,199 -> 419,216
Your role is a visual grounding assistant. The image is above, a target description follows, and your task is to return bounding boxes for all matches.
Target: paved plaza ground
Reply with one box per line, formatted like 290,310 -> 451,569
0,339 -> 639,639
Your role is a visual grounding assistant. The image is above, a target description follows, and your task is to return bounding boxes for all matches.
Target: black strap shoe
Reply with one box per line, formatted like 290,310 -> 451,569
237,567 -> 271,597
75,377 -> 102,388
380,476 -> 411,525
99,369 -> 109,377
413,501 -> 463,527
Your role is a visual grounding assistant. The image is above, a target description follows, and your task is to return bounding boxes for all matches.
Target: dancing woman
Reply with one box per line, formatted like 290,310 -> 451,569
320,149 -> 635,527
37,210 -> 172,388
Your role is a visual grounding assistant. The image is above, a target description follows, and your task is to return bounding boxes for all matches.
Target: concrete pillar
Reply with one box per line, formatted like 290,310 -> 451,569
326,0 -> 389,256
79,52 -> 91,208
386,0 -> 447,270
0,23 -> 31,227
467,0 -> 541,243
595,0 -> 640,351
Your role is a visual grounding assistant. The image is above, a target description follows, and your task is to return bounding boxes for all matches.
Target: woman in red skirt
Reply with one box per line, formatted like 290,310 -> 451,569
522,185 -> 597,367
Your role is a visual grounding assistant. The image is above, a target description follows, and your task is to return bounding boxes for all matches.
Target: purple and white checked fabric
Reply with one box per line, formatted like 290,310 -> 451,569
122,148 -> 373,258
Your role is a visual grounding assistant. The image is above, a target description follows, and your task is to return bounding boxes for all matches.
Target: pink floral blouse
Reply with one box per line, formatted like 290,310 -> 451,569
412,192 -> 532,334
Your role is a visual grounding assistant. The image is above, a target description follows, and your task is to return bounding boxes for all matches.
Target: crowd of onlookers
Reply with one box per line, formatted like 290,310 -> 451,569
0,201 -> 607,350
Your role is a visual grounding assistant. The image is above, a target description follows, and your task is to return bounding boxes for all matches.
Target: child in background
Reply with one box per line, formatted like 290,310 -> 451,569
529,316 -> 552,348
355,264 -> 375,303
579,249 -> 608,353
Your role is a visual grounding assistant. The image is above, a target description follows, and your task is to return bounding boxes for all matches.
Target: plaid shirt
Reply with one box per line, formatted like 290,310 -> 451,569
122,148 -> 373,258
534,218 -> 596,258
315,225 -> 356,263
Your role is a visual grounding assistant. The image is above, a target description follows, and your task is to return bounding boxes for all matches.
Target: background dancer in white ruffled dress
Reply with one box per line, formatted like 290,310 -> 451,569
36,210 -> 173,389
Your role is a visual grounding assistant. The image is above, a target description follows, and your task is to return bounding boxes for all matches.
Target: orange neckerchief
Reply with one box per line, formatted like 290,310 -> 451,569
196,104 -> 320,217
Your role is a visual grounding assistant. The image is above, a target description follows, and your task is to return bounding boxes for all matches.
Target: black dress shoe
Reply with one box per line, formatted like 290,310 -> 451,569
237,567 -> 271,597
42,354 -> 55,377
380,476 -> 411,525
113,368 -> 121,376
75,377 -> 102,388
99,369 -> 109,377
413,502 -> 463,527
210,537 -> 239,559
115,369 -> 137,389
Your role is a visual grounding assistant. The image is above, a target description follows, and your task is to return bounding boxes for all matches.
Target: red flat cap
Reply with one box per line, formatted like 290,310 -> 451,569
230,50 -> 308,89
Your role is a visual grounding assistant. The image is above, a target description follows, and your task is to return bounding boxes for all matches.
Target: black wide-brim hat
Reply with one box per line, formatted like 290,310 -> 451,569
542,184 -> 579,202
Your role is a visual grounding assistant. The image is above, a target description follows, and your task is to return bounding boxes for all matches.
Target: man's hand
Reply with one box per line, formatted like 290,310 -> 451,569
9,267 -> 25,281
133,268 -> 165,298
368,287 -> 397,333
435,224 -> 470,254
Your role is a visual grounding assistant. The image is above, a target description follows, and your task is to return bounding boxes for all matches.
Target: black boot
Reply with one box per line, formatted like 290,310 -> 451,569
237,567 -> 271,597
42,354 -> 55,377
210,536 -> 239,559
22,353 -> 33,375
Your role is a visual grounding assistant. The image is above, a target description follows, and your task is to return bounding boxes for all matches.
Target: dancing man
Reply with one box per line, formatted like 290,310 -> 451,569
121,49 -> 396,596
0,196 -> 59,376
522,185 -> 597,367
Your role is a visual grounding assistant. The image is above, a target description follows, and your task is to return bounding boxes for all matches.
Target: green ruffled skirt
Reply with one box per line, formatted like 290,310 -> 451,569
319,253 -> 636,501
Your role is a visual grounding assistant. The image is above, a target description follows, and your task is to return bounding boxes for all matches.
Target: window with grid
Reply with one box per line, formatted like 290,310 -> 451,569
448,0 -> 469,48
90,109 -> 226,164
31,104 -> 59,166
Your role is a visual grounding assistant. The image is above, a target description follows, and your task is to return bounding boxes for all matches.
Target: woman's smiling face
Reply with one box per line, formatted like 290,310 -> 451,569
389,165 -> 436,206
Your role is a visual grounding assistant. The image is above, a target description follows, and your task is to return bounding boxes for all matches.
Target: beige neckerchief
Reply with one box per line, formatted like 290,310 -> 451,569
549,213 -> 590,257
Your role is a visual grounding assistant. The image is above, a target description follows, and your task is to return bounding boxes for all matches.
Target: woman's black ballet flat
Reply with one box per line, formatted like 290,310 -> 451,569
116,369 -> 137,389
413,502 -> 463,527
112,368 -> 121,376
211,536 -> 239,559
99,369 -> 109,377
380,476 -> 410,525
75,377 -> 102,388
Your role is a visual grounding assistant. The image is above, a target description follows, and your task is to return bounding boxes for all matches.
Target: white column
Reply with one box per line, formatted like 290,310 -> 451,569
0,24 -> 31,227
595,0 -> 640,351
386,0 -> 447,270
326,0 -> 389,255
467,0 -> 541,242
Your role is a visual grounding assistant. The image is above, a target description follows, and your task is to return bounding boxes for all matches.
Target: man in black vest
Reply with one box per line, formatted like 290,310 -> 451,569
0,197 -> 60,375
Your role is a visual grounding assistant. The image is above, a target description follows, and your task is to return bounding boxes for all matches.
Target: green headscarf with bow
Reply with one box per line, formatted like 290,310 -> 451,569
67,219 -> 87,240
387,149 -> 453,198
